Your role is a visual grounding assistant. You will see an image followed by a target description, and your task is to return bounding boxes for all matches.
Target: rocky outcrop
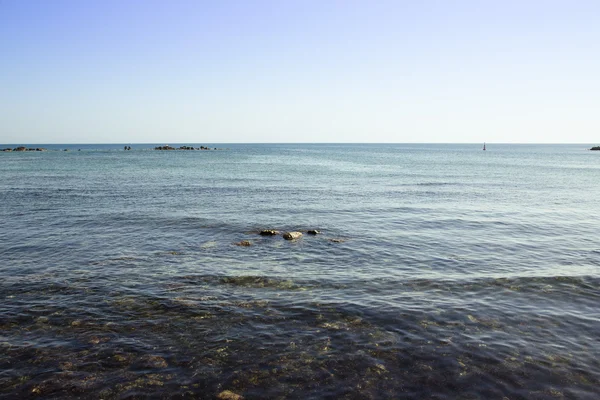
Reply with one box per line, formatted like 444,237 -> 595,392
591,146 -> 600,151
283,231 -> 303,240
259,230 -> 279,236
258,229 -> 322,238
3,146 -> 46,152
154,145 -> 218,151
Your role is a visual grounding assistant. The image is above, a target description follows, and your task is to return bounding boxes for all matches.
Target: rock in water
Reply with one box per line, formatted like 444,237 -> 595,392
283,231 -> 303,240
307,230 -> 320,235
217,390 -> 244,400
235,240 -> 252,247
259,230 -> 279,236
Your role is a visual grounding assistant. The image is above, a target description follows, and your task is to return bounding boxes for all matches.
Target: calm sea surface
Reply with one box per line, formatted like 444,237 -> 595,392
1,144 -> 599,399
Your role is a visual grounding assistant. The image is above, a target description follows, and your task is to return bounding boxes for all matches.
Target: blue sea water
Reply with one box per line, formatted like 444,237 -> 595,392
0,143 -> 599,399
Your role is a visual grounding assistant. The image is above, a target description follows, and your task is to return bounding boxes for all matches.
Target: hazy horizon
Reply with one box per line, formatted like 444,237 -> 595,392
1,1 -> 599,144
2,141 -> 597,146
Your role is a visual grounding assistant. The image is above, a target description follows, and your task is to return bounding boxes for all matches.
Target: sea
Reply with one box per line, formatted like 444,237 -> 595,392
1,143 -> 599,399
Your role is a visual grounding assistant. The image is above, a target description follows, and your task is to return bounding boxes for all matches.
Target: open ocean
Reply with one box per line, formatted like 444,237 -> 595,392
1,143 -> 599,399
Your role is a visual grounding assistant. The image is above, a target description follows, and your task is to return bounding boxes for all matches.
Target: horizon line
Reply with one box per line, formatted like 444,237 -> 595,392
1,142 -> 598,146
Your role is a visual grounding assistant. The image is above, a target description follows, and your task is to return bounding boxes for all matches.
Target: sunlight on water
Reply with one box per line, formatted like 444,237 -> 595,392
1,144 -> 599,398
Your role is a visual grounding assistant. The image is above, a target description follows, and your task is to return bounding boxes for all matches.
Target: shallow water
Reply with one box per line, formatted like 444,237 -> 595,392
1,144 -> 599,399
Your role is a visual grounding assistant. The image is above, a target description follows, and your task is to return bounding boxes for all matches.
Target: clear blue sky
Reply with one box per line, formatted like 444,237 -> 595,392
1,0 -> 598,143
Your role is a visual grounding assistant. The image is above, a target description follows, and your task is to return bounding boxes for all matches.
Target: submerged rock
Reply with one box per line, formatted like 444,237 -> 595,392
259,230 -> 279,236
283,231 -> 303,240
217,390 -> 244,400
307,230 -> 321,235
235,240 -> 252,247
142,355 -> 168,368
329,238 -> 345,243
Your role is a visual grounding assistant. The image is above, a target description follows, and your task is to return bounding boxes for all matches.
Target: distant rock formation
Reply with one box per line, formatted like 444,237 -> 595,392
591,146 -> 600,151
2,146 -> 46,152
154,145 -> 218,151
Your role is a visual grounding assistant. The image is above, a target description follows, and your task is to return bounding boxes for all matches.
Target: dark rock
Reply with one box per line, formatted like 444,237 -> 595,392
591,146 -> 600,151
307,230 -> 320,235
259,230 -> 279,236
155,145 -> 176,150
283,231 -> 303,240
7,146 -> 46,151
155,145 -> 211,150
329,238 -> 345,243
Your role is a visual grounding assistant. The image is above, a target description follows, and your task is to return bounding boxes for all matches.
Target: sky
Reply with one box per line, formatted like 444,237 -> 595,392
1,0 -> 599,144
